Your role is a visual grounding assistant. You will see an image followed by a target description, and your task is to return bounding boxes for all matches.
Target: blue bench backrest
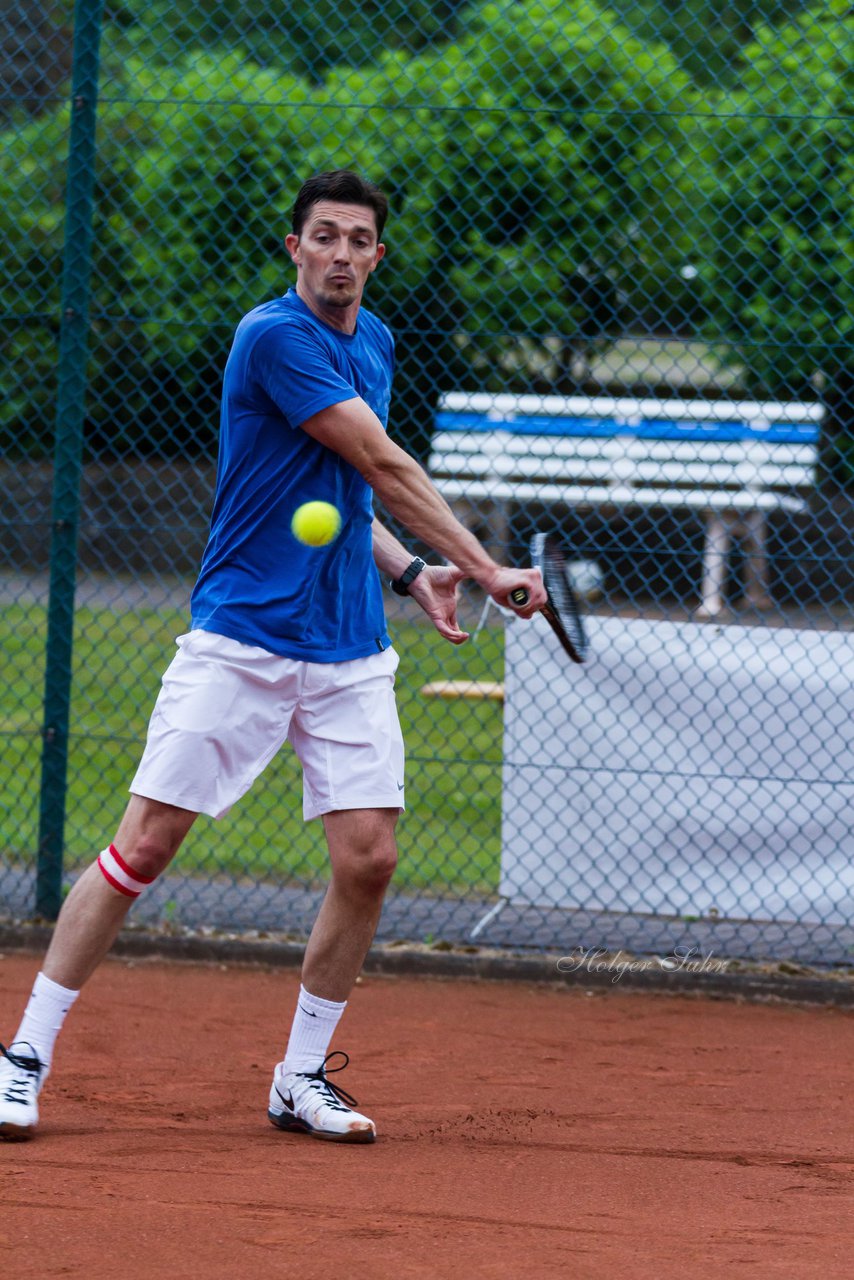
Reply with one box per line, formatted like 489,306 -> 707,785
435,410 -> 819,446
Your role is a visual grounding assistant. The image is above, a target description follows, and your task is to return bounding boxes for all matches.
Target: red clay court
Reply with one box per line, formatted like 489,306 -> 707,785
2,951 -> 853,1278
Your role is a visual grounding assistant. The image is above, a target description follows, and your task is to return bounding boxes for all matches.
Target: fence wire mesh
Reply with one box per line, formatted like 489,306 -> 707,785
1,0 -> 852,964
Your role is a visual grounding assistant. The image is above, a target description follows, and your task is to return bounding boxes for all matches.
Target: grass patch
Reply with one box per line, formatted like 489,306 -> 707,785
0,600 -> 505,894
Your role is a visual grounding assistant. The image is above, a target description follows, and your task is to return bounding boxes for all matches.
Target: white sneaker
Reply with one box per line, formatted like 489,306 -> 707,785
268,1051 -> 376,1144
0,1042 -> 47,1142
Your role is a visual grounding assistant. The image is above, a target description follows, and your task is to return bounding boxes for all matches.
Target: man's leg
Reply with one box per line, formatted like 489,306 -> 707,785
0,796 -> 196,1140
43,795 -> 197,990
268,806 -> 398,1144
304,807 -> 398,999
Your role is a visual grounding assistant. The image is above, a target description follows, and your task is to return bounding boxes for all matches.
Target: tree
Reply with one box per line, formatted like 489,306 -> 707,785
622,0 -> 811,88
321,0 -> 703,431
3,0 -> 706,457
0,0 -> 72,123
101,0 -> 467,85
0,81 -> 188,453
5,0 -> 848,500
699,0 -> 853,487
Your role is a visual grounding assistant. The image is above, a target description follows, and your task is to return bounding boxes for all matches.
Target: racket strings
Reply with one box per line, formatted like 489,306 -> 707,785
532,533 -> 588,662
543,553 -> 584,645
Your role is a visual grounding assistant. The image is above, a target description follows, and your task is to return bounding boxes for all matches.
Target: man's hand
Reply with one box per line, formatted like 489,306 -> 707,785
407,564 -> 470,645
482,566 -> 547,617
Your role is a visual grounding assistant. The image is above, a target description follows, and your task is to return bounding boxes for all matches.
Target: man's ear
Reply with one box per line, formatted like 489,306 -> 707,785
372,242 -> 386,270
285,232 -> 300,265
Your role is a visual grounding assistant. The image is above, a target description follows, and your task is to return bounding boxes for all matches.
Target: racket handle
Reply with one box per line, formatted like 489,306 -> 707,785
509,587 -> 529,606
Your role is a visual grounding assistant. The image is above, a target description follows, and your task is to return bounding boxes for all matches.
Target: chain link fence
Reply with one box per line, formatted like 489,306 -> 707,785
2,0 -> 852,964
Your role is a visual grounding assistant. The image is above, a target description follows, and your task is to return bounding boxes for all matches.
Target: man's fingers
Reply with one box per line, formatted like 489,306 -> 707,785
436,619 -> 469,644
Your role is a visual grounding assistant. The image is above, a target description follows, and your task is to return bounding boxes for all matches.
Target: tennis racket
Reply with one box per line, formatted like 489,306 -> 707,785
509,533 -> 588,664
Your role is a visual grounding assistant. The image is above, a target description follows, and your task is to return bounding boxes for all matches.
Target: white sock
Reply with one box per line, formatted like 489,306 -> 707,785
283,984 -> 346,1075
13,972 -> 80,1071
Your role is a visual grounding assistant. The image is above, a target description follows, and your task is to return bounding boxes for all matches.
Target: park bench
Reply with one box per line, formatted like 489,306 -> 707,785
429,393 -> 822,616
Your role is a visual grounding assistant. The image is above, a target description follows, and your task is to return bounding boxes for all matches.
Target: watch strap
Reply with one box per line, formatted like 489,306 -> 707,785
390,556 -> 426,596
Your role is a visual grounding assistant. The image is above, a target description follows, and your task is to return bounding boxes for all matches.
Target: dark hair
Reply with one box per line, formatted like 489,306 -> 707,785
291,170 -> 389,240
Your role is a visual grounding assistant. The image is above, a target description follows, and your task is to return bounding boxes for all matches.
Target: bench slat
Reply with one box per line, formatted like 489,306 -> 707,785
439,392 -> 824,425
433,477 -> 808,513
430,431 -> 816,468
504,438 -> 817,465
428,461 -> 813,489
430,452 -> 812,488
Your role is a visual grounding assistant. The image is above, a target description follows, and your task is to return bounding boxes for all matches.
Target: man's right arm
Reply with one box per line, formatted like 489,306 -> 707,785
299,396 -> 546,613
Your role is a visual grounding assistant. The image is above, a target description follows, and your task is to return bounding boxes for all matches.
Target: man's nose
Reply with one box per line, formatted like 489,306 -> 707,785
333,237 -> 352,260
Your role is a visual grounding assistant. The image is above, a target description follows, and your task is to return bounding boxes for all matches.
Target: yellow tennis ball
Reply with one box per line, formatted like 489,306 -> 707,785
291,500 -> 342,548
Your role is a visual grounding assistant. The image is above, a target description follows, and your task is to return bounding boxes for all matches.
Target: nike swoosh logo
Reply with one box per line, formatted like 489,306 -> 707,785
298,1004 -> 318,1018
397,782 -> 405,791
276,1086 -> 295,1111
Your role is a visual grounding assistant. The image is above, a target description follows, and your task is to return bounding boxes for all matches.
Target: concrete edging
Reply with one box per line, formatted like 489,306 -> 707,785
2,920 -> 854,1007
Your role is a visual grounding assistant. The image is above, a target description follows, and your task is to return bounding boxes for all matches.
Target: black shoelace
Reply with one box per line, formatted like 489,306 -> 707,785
298,1051 -> 360,1113
0,1042 -> 42,1105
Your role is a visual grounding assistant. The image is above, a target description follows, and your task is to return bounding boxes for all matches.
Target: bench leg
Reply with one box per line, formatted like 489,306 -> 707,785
697,513 -> 729,618
489,497 -> 510,562
742,509 -> 773,610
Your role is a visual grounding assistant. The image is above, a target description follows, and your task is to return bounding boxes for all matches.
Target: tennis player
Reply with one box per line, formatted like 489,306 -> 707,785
0,170 -> 545,1144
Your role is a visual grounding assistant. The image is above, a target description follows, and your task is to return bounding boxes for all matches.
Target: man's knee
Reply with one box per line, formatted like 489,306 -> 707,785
326,810 -> 399,896
117,834 -> 177,881
96,841 -> 165,898
97,824 -> 184,897
106,796 -> 196,888
359,843 -> 398,893
341,840 -> 398,895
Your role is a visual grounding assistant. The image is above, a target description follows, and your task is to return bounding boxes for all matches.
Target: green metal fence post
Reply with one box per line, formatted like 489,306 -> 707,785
36,0 -> 105,919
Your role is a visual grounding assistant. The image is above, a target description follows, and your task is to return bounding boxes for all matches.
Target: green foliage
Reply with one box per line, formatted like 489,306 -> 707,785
0,105 -> 67,449
392,0 -> 702,384
702,0 -> 852,382
623,0 -> 811,87
1,0 -> 848,468
0,56 -> 303,452
102,0 -> 465,86
2,0 -> 704,457
698,0 -> 853,480
0,0 -> 73,123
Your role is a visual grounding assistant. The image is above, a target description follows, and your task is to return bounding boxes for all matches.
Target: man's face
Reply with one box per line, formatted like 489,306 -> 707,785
285,201 -> 385,313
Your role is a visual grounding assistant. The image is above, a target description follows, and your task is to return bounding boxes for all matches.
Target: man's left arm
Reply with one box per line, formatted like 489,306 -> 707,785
372,518 -> 469,645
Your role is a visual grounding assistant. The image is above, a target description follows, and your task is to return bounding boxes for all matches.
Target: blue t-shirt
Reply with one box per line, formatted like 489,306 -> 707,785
190,289 -> 394,661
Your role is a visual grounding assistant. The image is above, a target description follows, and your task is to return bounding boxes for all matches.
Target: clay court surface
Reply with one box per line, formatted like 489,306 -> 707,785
2,952 -> 853,1278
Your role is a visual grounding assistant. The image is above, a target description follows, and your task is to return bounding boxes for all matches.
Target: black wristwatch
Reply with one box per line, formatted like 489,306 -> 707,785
390,556 -> 426,596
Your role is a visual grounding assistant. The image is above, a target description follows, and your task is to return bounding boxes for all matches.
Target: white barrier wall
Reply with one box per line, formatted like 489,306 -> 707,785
502,615 -> 854,926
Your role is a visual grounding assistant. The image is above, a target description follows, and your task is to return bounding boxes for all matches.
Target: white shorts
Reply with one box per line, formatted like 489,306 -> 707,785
130,630 -> 405,821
